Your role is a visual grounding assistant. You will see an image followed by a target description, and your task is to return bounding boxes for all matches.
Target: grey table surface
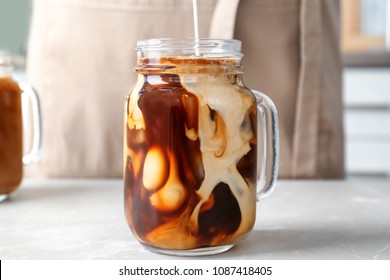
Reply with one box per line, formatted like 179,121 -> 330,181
0,178 -> 389,260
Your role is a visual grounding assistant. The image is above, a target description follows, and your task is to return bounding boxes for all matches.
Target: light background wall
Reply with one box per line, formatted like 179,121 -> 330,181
0,0 -> 31,55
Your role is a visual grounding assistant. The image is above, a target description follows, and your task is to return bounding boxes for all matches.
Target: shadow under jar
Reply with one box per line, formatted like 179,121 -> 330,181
124,39 -> 279,256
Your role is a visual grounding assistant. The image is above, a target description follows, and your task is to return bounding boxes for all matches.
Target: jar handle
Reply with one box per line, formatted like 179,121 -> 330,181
19,82 -> 42,165
252,90 -> 279,200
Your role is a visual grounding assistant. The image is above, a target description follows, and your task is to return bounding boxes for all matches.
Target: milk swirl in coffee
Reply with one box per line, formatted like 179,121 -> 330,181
124,56 -> 258,250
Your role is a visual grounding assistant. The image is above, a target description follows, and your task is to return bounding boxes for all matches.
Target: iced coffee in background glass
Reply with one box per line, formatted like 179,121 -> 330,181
0,52 -> 42,201
124,39 -> 279,256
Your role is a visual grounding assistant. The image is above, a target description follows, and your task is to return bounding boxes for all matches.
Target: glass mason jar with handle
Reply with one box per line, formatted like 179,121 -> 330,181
0,52 -> 42,201
124,39 -> 279,256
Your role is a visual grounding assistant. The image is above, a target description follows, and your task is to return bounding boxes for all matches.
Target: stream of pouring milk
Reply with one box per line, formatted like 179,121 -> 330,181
184,0 -> 256,241
192,0 -> 200,56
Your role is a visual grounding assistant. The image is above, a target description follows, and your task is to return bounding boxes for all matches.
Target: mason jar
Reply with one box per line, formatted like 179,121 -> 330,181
124,38 -> 279,256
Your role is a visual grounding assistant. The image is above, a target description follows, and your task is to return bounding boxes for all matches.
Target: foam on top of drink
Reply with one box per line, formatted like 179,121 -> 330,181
136,57 -> 243,75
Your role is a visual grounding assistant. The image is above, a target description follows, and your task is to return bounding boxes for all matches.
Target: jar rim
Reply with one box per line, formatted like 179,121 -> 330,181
136,38 -> 243,59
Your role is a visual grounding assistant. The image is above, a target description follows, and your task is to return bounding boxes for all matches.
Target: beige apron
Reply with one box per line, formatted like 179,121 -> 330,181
211,0 -> 344,179
26,0 -> 344,179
